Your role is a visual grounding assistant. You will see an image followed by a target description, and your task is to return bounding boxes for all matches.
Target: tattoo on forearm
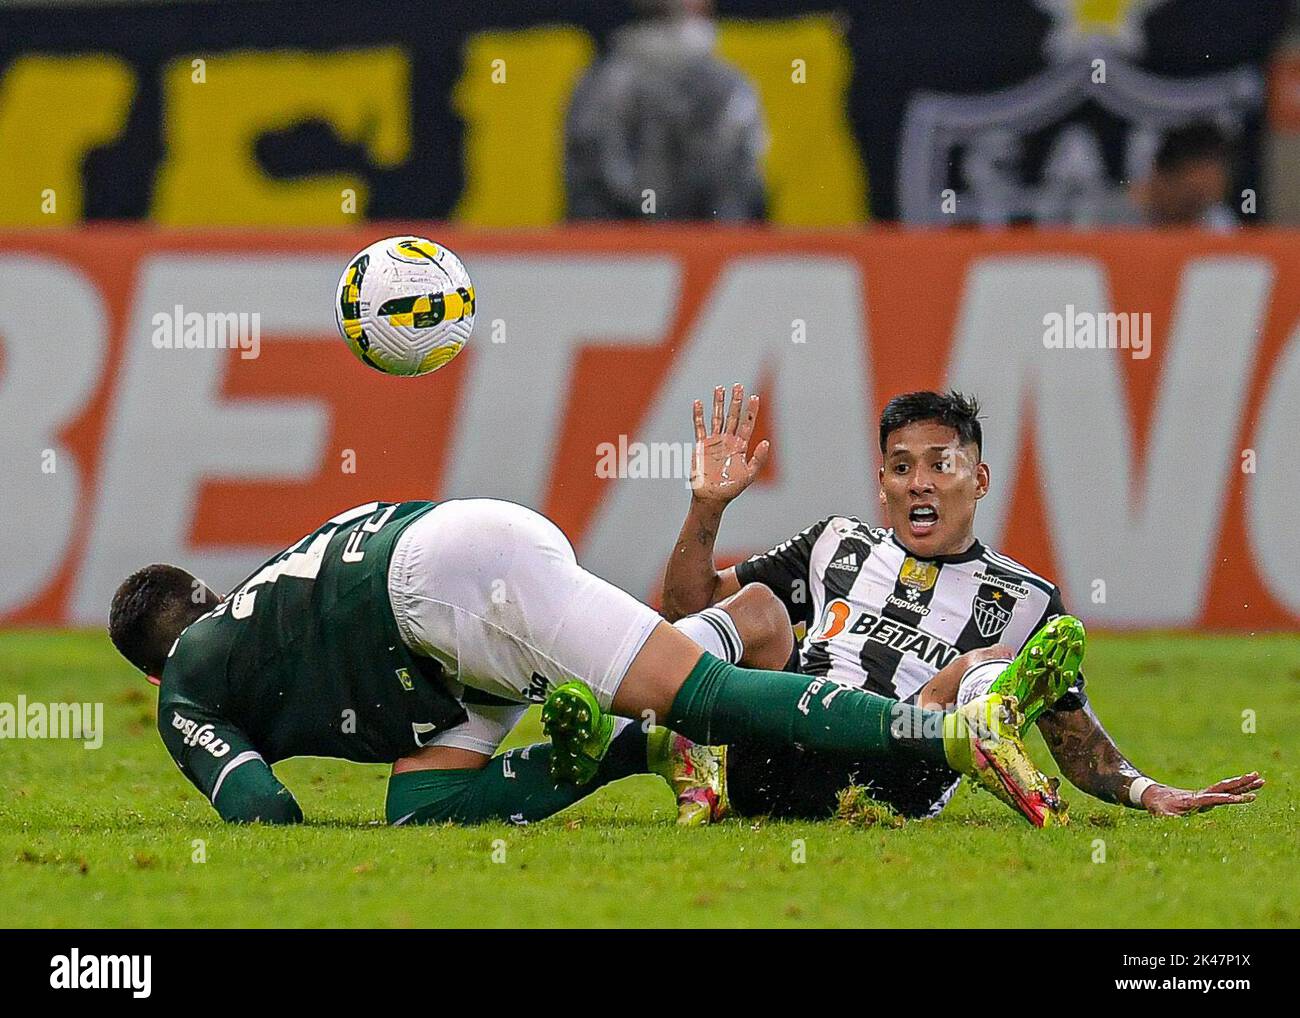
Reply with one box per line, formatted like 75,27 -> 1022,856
664,512 -> 724,618
1039,705 -> 1145,806
670,523 -> 716,563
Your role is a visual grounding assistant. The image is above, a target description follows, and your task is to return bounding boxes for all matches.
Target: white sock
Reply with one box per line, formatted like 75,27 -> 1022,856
672,606 -> 744,664
956,658 -> 1013,707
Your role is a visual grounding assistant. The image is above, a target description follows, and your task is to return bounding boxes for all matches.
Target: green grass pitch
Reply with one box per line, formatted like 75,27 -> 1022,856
1,630 -> 1295,928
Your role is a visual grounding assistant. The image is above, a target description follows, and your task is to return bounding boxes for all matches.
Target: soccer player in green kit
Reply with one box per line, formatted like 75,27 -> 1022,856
109,496 -> 1068,828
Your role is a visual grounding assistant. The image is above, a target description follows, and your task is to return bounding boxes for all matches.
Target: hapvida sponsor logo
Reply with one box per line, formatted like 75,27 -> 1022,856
886,591 -> 930,615
0,698 -> 102,749
50,949 -> 151,998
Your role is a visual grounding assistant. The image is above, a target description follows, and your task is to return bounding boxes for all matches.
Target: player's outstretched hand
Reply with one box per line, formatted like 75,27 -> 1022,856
1140,771 -> 1264,816
690,383 -> 771,506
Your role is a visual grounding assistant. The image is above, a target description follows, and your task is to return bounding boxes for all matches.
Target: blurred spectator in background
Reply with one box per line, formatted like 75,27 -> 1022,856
1129,121 -> 1238,230
564,0 -> 766,221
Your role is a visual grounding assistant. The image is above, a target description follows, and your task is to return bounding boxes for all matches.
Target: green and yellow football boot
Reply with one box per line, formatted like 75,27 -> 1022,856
989,614 -> 1086,733
647,728 -> 729,826
943,692 -> 1068,828
541,680 -> 615,786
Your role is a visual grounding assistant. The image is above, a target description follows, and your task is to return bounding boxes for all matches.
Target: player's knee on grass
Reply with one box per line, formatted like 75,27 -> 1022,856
715,583 -> 794,671
386,768 -> 481,825
387,726 -> 653,826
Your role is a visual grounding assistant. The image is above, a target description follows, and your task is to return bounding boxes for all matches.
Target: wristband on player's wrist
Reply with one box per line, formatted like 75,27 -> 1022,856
1127,775 -> 1158,808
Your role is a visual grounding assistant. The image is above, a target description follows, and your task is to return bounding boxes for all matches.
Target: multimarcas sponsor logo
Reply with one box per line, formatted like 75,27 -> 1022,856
49,949 -> 151,997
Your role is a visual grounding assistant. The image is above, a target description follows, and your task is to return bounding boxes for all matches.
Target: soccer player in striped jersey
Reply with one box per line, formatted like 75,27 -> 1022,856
662,385 -> 1263,821
108,495 -> 1062,828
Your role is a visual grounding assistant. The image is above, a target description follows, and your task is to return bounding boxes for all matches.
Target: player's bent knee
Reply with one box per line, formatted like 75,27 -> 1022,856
392,744 -> 492,775
613,620 -> 706,721
978,643 -> 1015,664
718,583 -> 794,671
386,767 -> 476,826
950,644 -> 1012,679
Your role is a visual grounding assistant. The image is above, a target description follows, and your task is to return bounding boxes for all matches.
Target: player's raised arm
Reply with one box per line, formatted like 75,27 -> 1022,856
158,700 -> 302,825
662,383 -> 769,620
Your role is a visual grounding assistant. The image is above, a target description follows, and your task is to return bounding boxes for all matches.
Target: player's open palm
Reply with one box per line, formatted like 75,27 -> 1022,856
691,383 -> 771,506
1141,771 -> 1264,816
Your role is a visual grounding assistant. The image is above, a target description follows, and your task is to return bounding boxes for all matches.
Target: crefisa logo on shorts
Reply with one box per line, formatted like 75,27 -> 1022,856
49,949 -> 151,998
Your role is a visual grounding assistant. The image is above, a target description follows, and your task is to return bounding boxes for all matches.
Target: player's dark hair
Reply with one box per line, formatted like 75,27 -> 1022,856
1154,121 -> 1230,174
879,390 -> 983,457
108,565 -> 215,677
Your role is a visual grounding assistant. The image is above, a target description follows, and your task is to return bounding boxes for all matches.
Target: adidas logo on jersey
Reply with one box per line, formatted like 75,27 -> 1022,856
828,552 -> 859,572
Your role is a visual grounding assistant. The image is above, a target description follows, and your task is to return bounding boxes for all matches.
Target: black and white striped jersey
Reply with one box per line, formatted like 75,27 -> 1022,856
735,515 -> 1086,712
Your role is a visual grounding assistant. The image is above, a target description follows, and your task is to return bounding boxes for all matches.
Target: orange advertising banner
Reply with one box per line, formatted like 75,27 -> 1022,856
2,226 -> 1298,629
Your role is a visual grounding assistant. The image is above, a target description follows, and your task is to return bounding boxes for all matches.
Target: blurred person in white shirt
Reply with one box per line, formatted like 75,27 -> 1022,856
564,0 -> 766,222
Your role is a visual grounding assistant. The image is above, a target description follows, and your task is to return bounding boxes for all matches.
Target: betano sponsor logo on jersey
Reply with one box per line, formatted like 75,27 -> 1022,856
170,710 -> 232,758
810,598 -> 959,668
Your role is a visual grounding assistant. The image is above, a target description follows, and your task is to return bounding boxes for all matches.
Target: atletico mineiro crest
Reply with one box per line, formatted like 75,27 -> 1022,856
972,589 -> 1013,639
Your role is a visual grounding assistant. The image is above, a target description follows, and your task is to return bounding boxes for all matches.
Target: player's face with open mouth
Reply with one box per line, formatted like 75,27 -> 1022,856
878,421 -> 988,558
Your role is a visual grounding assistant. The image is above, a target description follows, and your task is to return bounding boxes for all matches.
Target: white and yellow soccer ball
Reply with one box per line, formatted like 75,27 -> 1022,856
334,236 -> 475,376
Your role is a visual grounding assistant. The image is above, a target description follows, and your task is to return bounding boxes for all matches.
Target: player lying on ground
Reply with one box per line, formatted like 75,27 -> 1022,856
661,386 -> 1263,821
108,496 -> 1063,827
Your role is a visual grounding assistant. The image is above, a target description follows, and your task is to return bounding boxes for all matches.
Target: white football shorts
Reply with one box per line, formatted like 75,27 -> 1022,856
387,498 -> 662,754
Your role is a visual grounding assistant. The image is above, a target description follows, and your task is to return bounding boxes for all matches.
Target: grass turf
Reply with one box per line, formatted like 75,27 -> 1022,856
0,629 -> 1295,928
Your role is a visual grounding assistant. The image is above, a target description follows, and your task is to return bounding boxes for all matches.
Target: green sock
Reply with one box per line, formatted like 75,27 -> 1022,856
385,724 -> 649,825
665,652 -> 951,769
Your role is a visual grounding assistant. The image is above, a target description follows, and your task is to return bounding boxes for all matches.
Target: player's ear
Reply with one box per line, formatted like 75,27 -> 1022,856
974,461 -> 990,500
